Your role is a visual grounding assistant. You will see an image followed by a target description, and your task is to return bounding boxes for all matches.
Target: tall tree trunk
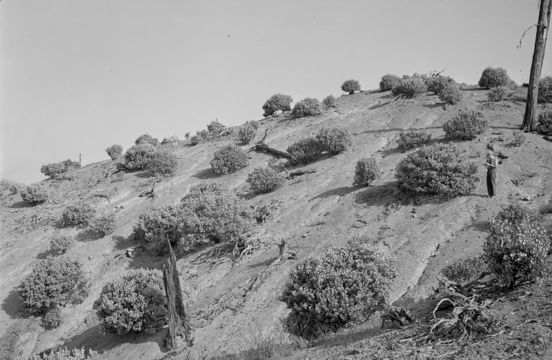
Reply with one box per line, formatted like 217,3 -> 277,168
523,0 -> 552,132
163,240 -> 193,349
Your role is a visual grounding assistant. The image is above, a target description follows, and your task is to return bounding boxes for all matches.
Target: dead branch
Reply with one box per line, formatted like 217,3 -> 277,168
517,24 -> 538,49
288,169 -> 316,179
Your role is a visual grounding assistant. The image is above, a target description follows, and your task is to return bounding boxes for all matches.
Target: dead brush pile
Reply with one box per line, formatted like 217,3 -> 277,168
425,277 -> 498,342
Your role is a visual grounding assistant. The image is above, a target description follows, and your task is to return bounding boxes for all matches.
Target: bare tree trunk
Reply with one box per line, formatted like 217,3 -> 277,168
523,0 -> 552,132
163,240 -> 193,349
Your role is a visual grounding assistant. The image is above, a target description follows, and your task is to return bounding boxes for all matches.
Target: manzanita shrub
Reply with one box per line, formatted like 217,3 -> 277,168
392,77 -> 428,98
247,167 -> 285,194
61,202 -> 96,228
88,212 -> 117,238
210,145 -> 249,174
18,256 -> 87,314
443,110 -> 487,140
539,76 -> 552,103
20,184 -> 49,205
105,144 -> 123,161
478,67 -> 511,89
124,143 -> 156,170
315,126 -> 353,155
484,204 -> 550,289
353,157 -> 381,187
281,242 -> 396,339
134,133 -> 159,146
146,150 -> 178,176
395,143 -> 478,197
379,74 -> 401,91
94,269 -> 167,335
438,82 -> 463,105
262,94 -> 293,117
286,137 -> 324,165
291,98 -> 322,117
40,160 -> 81,180
322,94 -> 337,108
341,79 -> 361,94
237,122 -> 257,145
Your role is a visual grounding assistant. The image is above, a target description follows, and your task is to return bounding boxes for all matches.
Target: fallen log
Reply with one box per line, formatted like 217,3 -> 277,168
288,169 -> 316,179
249,143 -> 292,159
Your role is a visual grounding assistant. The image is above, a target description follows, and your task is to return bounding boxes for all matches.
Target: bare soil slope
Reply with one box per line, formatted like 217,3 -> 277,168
1,89 -> 551,359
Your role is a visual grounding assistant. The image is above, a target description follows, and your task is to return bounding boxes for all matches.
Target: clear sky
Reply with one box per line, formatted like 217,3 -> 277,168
1,0 -> 551,183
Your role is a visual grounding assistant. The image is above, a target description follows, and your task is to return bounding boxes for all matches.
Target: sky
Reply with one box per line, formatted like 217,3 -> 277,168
1,0 -> 551,184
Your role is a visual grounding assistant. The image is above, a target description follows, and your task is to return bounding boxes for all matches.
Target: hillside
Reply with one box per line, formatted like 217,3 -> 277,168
1,88 -> 552,360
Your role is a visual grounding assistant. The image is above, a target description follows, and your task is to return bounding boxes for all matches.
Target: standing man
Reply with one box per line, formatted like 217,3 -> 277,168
485,150 -> 498,198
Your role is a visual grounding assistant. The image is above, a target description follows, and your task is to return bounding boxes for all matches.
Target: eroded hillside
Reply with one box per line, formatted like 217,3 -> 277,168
1,89 -> 552,359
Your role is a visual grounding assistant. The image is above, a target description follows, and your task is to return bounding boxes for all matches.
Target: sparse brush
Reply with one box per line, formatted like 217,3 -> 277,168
20,184 -> 49,205
441,256 -> 487,284
237,122 -> 257,145
438,82 -> 463,105
536,110 -> 552,135
443,110 -> 487,140
42,306 -> 62,329
426,75 -> 456,95
287,137 -> 324,165
210,145 -> 249,174
124,143 -> 156,170
207,120 -> 227,136
134,133 -> 159,146
398,130 -> 432,150
322,94 -> 337,108
247,167 -> 285,194
49,235 -> 75,254
392,77 -> 428,98
538,76 -> 552,103
353,157 -> 381,187
29,347 -> 98,360
315,126 -> 352,155
146,149 -> 178,176
487,86 -> 511,102
88,212 -> 116,238
105,144 -> 123,161
61,202 -> 96,228
507,131 -> 525,147
379,74 -> 401,91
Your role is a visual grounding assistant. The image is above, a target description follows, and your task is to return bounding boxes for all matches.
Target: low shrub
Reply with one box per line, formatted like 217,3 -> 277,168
391,77 -> 428,98
133,205 -> 185,255
94,269 -> 167,335
124,143 -> 156,170
379,74 -> 401,91
426,75 -> 455,95
438,82 -> 463,105
322,94 -> 337,108
537,110 -> 552,135
18,256 -> 87,314
42,306 -> 62,329
508,132 -> 526,147
88,212 -> 116,238
281,242 -> 396,339
29,348 -> 98,360
315,127 -> 353,155
210,145 -> 249,174
237,123 -> 257,145
105,144 -> 123,161
207,120 -> 227,136
484,204 -> 549,288
263,94 -> 293,117
21,184 -> 49,205
341,79 -> 361,94
146,150 -> 178,176
247,167 -> 285,194
287,137 -> 324,165
189,135 -> 200,146
443,110 -> 487,140
135,133 -> 159,146
478,67 -> 511,88
397,130 -> 432,150
180,184 -> 251,245
353,157 -> 381,187
487,86 -> 511,102
49,235 -> 75,254
160,136 -> 181,146
61,203 -> 96,228
441,256 -> 487,283
292,98 -> 322,117
395,143 -> 478,197
538,76 -> 552,103
40,160 -> 81,179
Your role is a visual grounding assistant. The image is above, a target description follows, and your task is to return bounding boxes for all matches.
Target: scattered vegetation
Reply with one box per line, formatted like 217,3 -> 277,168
135,133 -> 159,146
105,144 -> 123,161
0,178 -> 23,195
42,306 -> 62,329
287,137 -> 324,165
281,241 -> 396,339
88,212 -> 117,238
441,256 -> 487,283
61,202 -> 96,228
484,204 -> 549,289
478,67 -> 511,88
20,184 -> 49,205
438,82 -> 463,105
353,157 -> 381,187
40,159 -> 81,179
379,74 -> 401,91
341,79 -> 361,94
292,98 -> 322,117
426,75 -> 455,95
262,94 -> 293,117
133,205 -> 185,255
487,86 -> 511,102
146,149 -> 178,176
189,135 -> 200,146
443,110 -> 487,140
537,110 -> 552,135
49,235 -> 75,254
322,94 -> 337,108
210,145 -> 249,174
247,167 -> 285,194
29,347 -> 98,360
396,143 -> 478,197
315,126 -> 353,155
507,131 -> 526,147
207,120 -> 227,136
18,256 -> 87,314
94,269 -> 167,335
123,143 -> 156,170
392,77 -> 428,98
538,76 -> 552,103
237,122 -> 257,145
398,130 -> 432,150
